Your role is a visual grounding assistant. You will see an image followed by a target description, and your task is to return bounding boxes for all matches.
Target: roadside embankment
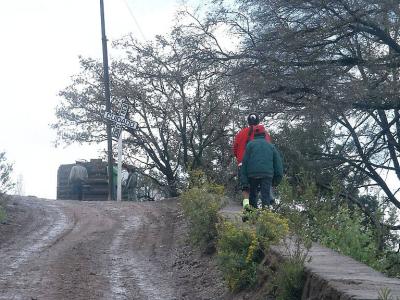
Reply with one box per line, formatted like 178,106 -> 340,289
221,203 -> 400,300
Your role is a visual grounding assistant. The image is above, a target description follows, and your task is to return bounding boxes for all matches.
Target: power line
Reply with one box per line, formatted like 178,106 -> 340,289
122,0 -> 147,41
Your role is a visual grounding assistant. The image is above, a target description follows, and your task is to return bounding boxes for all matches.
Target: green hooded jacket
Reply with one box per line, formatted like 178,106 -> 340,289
241,135 -> 283,186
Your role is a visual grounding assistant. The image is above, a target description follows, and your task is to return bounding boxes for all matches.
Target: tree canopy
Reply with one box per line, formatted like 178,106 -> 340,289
54,0 -> 400,230
53,31 -> 241,196
173,0 -> 400,229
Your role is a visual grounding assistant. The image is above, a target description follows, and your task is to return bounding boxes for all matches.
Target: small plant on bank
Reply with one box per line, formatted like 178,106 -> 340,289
378,288 -> 400,300
0,151 -> 14,223
0,152 -> 14,197
277,175 -> 382,272
270,235 -> 308,300
319,206 -> 379,267
273,257 -> 306,300
216,221 -> 260,291
252,209 -> 289,250
216,210 -> 289,292
180,170 -> 224,251
0,206 -> 6,223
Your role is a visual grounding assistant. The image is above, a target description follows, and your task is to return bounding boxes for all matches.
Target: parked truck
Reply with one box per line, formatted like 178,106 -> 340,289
57,159 -> 109,200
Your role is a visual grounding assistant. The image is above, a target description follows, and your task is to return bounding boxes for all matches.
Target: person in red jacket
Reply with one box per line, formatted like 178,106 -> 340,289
233,113 -> 271,208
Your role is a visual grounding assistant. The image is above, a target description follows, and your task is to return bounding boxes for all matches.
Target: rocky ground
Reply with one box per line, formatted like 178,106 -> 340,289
0,196 -> 233,300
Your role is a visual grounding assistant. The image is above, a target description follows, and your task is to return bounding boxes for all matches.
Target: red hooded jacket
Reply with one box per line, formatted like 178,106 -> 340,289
233,124 -> 272,165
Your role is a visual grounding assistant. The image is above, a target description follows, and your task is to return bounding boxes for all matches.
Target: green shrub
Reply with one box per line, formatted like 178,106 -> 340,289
217,210 -> 289,292
180,171 -> 224,250
274,258 -> 306,300
275,176 -> 313,244
319,206 -> 379,267
269,232 -> 308,299
216,221 -> 260,291
378,288 -> 400,300
277,175 -> 380,271
0,205 -> 5,223
0,152 -> 14,196
188,169 -> 225,195
0,151 -> 14,224
252,209 -> 289,250
381,251 -> 400,278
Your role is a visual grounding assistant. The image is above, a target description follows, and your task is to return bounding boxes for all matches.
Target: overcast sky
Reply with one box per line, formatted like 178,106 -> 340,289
0,0 -> 195,198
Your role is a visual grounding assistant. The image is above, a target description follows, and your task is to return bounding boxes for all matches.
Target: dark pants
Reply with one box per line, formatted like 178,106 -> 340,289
71,182 -> 83,200
238,165 -> 244,188
249,177 -> 273,208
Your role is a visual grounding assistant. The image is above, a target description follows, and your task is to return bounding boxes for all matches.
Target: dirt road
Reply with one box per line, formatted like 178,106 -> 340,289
0,196 -> 227,300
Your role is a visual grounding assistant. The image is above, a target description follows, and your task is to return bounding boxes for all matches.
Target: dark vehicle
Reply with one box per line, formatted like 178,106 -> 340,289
57,159 -> 109,200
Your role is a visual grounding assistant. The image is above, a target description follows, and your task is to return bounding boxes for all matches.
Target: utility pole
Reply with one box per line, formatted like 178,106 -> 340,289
100,0 -> 114,200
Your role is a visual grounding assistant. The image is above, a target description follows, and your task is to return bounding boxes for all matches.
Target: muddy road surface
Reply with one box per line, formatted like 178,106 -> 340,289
0,196 -> 227,300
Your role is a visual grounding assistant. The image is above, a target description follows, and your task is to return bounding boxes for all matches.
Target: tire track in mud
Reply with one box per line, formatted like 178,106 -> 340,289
36,202 -> 116,300
0,201 -> 69,272
0,197 -> 227,300
106,204 -> 178,300
0,198 -> 72,300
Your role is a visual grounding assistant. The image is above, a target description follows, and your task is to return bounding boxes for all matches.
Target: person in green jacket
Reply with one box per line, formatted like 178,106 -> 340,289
241,125 -> 283,209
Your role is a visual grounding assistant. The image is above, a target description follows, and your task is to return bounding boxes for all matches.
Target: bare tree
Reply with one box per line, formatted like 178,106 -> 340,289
14,174 -> 24,196
53,30 -> 239,196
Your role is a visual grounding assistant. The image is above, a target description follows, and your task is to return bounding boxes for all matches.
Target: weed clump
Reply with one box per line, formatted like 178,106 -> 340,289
273,258 -> 306,300
180,170 -> 224,251
217,209 -> 289,292
216,221 -> 260,291
277,176 -> 385,272
0,206 -> 5,223
378,288 -> 400,300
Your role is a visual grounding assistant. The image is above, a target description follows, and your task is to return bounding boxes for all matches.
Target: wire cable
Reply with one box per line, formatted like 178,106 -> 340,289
122,0 -> 147,41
